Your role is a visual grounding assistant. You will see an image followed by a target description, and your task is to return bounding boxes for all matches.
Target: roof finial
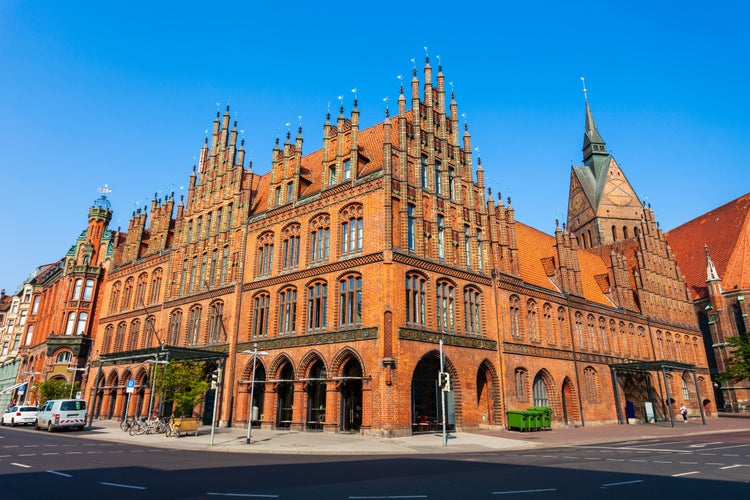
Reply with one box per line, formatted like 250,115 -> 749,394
423,46 -> 429,62
410,57 -> 416,70
383,96 -> 389,114
397,74 -> 404,94
580,76 -> 588,103
97,184 -> 112,196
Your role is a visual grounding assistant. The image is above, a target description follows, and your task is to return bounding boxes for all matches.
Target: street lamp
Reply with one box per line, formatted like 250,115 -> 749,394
21,371 -> 41,405
241,345 -> 269,444
67,366 -> 87,399
145,358 -> 169,420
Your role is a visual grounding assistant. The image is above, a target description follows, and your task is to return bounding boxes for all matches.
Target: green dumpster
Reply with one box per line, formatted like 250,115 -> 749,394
506,410 -> 532,431
525,409 -> 542,431
528,406 -> 552,430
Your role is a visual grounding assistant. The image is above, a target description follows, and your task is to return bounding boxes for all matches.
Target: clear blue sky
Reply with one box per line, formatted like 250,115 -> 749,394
1,1 -> 748,293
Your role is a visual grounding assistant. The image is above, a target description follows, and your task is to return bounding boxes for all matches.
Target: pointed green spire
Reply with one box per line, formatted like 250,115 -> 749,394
581,93 -> 609,177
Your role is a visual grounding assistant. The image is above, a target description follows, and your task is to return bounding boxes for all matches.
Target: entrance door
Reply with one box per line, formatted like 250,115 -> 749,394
340,358 -> 363,432
276,363 -> 294,429
411,352 -> 454,434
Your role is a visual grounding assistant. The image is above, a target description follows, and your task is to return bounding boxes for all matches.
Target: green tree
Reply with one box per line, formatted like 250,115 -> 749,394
36,379 -> 69,405
716,335 -> 750,383
154,361 -> 209,417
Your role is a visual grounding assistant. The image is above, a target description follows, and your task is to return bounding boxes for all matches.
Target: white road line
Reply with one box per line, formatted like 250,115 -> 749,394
584,457 -> 601,460
23,445 -> 39,448
601,480 -> 644,488
688,441 -> 723,448
10,462 -> 31,468
629,459 -> 648,462
706,462 -> 725,465
719,464 -> 747,470
48,470 -> 73,478
207,494 -> 280,499
18,453 -> 36,457
678,462 -> 698,465
671,471 -> 700,477
42,453 -> 60,456
492,488 -> 557,495
65,451 -> 82,455
653,460 -> 672,464
0,454 -> 10,458
562,456 -> 578,459
100,482 -> 147,490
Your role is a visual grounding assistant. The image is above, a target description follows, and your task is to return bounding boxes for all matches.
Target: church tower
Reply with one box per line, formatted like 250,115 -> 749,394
567,85 -> 644,248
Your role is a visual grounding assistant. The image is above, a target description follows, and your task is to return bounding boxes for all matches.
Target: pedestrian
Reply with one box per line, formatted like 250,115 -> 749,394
679,404 -> 688,423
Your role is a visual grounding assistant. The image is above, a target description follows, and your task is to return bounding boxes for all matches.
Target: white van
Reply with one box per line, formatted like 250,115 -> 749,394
35,399 -> 87,431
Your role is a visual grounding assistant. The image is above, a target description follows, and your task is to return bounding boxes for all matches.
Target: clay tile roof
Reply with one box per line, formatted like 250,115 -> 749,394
666,192 -> 750,300
515,222 -> 612,307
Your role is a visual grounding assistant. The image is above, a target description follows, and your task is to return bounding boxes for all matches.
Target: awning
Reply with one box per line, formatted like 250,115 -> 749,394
0,382 -> 26,394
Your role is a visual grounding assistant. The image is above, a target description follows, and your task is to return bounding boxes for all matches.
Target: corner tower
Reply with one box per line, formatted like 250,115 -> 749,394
567,84 -> 643,248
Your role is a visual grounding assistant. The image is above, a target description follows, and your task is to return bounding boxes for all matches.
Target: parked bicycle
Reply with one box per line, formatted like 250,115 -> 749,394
128,416 -> 168,436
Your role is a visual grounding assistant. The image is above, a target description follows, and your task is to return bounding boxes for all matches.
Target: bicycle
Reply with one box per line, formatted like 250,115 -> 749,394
120,416 -> 137,432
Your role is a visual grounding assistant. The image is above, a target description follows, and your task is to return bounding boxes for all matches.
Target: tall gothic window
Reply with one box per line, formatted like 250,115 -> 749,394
509,296 -> 520,339
464,225 -> 471,269
168,310 -> 182,346
310,215 -> 330,264
226,203 -> 233,229
527,300 -> 538,342
543,303 -> 553,343
339,275 -> 362,327
144,316 -> 156,347
189,256 -> 198,293
282,224 -> 301,270
599,317 -> 608,351
406,273 -> 426,327
256,232 -> 275,277
434,160 -> 442,196
437,215 -> 445,260
278,287 -> 297,335
532,374 -> 549,407
307,282 -> 328,331
407,204 -> 416,252
252,293 -> 270,338
558,307 -> 567,345
343,159 -> 351,180
128,320 -> 140,350
65,312 -> 76,335
420,155 -> 428,189
435,280 -> 455,332
209,249 -> 218,288
574,312 -> 585,348
340,205 -> 363,256
187,306 -> 202,346
448,166 -> 456,201
587,314 -> 596,350
136,274 -> 147,307
199,253 -> 208,290
216,207 -> 222,235
584,367 -> 598,402
464,287 -> 481,335
115,322 -> 126,351
102,325 -> 113,354
208,301 -> 224,344
122,278 -> 133,311
180,260 -> 188,295
476,229 -> 484,272
220,246 -> 229,285
72,279 -> 83,300
515,368 -> 528,400
149,270 -> 162,304
75,312 -> 88,335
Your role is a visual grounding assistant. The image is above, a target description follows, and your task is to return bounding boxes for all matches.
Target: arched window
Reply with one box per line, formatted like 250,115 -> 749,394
306,282 -> 328,331
464,287 -> 482,336
199,253 -> 208,291
122,278 -> 134,311
584,367 -> 598,402
56,351 -> 72,364
448,167 -> 456,201
734,304 -> 748,342
168,310 -> 182,346
340,205 -> 363,256
406,273 -> 426,327
109,282 -> 121,313
189,256 -> 198,292
407,204 -> 416,252
587,314 -> 596,350
620,321 -> 628,356
611,225 -> 617,241
509,296 -> 521,339
527,300 -> 538,342
434,160 -> 442,196
187,307 -> 202,346
208,248 -> 218,288
128,320 -> 140,350
476,228 -> 484,272
437,214 -> 445,260
220,246 -> 230,285
150,269 -> 162,304
599,317 -> 608,351
253,293 -> 270,338
102,325 -> 113,354
75,312 -> 88,335
135,273 -> 148,307
144,316 -> 156,347
514,368 -> 528,400
543,303 -> 553,343
339,275 -> 362,327
609,320 -> 618,354
622,226 -> 629,239
574,312 -> 584,348
278,287 -> 297,335
208,302 -> 224,344
420,155 -> 428,189
310,214 -> 330,264
115,322 -> 126,351
532,374 -> 549,407
256,232 -> 275,277
436,280 -> 455,332
681,377 -> 690,401
281,224 -> 301,270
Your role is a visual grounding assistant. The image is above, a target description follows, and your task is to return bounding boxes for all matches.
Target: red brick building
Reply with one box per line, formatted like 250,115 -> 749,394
667,193 -> 750,412
87,60 -> 711,435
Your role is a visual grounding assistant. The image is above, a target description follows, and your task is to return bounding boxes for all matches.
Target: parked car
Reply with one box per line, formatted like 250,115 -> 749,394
35,399 -> 87,432
2,405 -> 39,426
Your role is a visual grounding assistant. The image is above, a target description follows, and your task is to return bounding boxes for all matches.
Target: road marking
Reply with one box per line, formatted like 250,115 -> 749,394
18,453 -> 36,457
706,462 -> 724,465
629,459 -> 648,462
42,453 -> 60,456
688,441 -> 723,448
601,480 -> 643,488
66,451 -> 82,455
492,488 -> 557,495
562,456 -> 578,459
723,454 -> 740,457
584,457 -> 601,460
653,461 -> 672,464
10,462 -> 31,468
671,471 -> 699,477
206,494 -> 281,498
100,482 -> 147,490
23,445 -> 39,448
678,462 -> 698,465
48,470 -> 73,478
719,464 -> 748,470
606,458 -> 625,462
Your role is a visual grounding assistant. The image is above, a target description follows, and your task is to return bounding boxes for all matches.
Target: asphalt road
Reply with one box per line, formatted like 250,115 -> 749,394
1,425 -> 748,499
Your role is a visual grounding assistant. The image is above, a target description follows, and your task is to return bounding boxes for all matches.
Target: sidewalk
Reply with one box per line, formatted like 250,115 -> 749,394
70,414 -> 750,455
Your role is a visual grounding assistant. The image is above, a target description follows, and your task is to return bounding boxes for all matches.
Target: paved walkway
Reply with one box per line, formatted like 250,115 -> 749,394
69,414 -> 750,455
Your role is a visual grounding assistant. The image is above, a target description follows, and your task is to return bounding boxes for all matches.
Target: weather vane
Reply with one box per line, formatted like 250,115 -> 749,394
580,76 -> 588,102
423,46 -> 429,58
410,57 -> 416,69
351,87 -> 358,100
98,184 -> 112,195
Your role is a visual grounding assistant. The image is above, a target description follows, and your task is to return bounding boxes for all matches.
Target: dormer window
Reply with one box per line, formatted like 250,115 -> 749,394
343,159 -> 351,180
329,165 -> 336,186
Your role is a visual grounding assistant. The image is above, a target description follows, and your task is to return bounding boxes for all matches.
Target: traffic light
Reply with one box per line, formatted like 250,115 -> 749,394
209,369 -> 222,388
438,371 -> 451,392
